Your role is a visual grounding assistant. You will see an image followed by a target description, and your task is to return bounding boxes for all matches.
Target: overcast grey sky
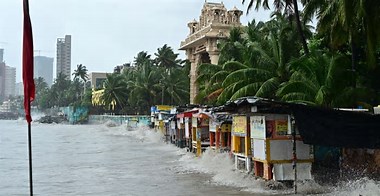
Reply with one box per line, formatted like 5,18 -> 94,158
0,0 -> 271,82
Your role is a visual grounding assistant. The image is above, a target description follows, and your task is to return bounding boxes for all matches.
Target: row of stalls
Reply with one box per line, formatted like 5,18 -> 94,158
158,97 -> 314,182
151,97 -> 380,183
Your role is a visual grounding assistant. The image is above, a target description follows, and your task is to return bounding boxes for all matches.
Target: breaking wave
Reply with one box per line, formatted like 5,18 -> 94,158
99,125 -> 380,196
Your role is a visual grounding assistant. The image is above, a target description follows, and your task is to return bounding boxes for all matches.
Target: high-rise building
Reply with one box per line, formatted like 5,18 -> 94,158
34,56 -> 54,86
4,66 -> 16,99
0,61 -> 5,102
15,82 -> 24,96
0,48 -> 4,63
0,49 -> 16,102
56,35 -> 71,80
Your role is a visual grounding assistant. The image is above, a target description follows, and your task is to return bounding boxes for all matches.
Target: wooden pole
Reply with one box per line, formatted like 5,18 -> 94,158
28,105 -> 33,196
292,117 -> 297,194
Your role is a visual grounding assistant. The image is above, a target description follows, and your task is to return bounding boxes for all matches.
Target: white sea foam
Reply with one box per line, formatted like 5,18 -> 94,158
326,177 -> 380,196
176,148 -> 278,194
117,126 -> 380,196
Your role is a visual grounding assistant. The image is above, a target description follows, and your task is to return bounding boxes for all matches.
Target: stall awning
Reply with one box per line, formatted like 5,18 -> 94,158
290,104 -> 380,149
221,97 -> 380,149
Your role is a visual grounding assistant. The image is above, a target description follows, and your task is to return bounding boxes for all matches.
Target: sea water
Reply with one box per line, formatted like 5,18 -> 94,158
1,120 -> 379,195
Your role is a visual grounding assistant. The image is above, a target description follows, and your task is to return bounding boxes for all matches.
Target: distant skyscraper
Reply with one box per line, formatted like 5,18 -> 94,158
15,82 -> 24,96
4,66 -> 16,99
0,61 -> 5,102
56,35 -> 71,79
0,48 -> 4,63
0,49 -> 15,101
34,56 -> 54,86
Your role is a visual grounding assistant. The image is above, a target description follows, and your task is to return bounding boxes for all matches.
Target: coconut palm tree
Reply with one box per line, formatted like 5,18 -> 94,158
127,63 -> 161,114
72,64 -> 89,98
50,72 -> 71,107
218,13 -> 302,103
302,0 -> 380,70
277,50 -> 374,107
33,77 -> 48,108
154,44 -> 181,69
101,73 -> 128,111
158,65 -> 190,105
72,64 -> 89,82
134,51 -> 152,67
242,0 -> 310,54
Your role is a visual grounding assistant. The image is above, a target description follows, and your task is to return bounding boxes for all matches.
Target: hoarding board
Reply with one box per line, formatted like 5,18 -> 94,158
209,119 -> 217,132
250,116 -> 266,139
275,120 -> 289,136
232,116 -> 247,137
252,139 -> 266,160
156,105 -> 173,111
192,117 -> 197,127
185,117 -> 190,138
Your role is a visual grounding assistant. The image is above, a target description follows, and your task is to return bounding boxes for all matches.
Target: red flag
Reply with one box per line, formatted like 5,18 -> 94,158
22,0 -> 35,123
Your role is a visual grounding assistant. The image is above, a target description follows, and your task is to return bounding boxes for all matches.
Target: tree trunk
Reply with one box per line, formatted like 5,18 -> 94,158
293,0 -> 309,54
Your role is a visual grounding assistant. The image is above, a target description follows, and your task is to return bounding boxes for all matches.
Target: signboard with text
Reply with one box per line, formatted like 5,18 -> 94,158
232,116 -> 247,137
250,116 -> 266,139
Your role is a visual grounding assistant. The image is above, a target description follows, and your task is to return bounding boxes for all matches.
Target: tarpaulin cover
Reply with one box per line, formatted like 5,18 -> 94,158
290,104 -> 380,149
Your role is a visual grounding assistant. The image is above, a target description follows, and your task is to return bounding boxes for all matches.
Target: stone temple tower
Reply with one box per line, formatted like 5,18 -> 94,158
180,2 -> 243,104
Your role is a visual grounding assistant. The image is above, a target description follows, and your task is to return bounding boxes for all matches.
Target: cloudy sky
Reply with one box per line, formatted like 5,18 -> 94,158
0,0 -> 271,82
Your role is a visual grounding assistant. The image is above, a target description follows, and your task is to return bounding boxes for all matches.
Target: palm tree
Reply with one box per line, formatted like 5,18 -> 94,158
50,72 -> 71,107
154,44 -> 181,69
127,63 -> 161,114
277,50 -> 373,107
101,73 -> 128,112
196,63 -> 226,104
302,0 -> 380,70
242,0 -> 310,54
159,66 -> 190,105
134,51 -> 152,67
217,14 -> 302,103
72,64 -> 89,97
33,77 -> 48,108
72,64 -> 89,82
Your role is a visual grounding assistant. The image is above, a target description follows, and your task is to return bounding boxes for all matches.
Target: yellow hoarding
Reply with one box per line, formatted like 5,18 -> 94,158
156,105 -> 173,111
232,116 -> 247,137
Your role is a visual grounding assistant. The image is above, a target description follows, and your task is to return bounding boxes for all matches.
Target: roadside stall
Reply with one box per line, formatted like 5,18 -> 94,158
231,115 -> 252,172
250,114 -> 313,181
191,111 -> 210,156
208,114 -> 232,152
225,97 -> 314,180
167,116 -> 176,144
151,105 -> 173,135
176,109 -> 198,150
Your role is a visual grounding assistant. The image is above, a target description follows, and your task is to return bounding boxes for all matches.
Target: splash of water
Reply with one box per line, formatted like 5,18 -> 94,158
109,126 -> 380,196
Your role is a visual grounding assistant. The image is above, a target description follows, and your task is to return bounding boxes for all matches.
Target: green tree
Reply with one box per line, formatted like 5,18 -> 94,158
33,77 -> 48,108
242,0 -> 310,54
154,44 -> 181,68
134,51 -> 152,67
217,14 -> 302,103
302,0 -> 380,70
50,73 -> 71,107
277,50 -> 374,107
72,64 -> 89,98
127,62 -> 161,114
72,64 -> 89,82
101,73 -> 129,112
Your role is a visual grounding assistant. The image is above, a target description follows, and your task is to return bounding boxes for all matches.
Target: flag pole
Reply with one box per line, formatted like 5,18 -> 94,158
22,0 -> 35,195
28,116 -> 33,196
